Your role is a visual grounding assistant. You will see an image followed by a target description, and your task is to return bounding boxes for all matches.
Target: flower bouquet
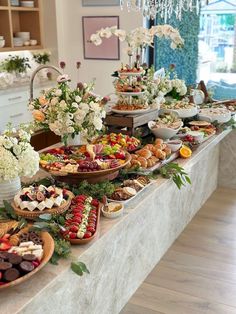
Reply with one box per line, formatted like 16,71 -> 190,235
0,124 -> 39,206
29,75 -> 107,145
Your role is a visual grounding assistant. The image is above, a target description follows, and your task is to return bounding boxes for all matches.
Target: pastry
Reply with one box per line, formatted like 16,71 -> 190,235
136,156 -> 148,169
130,159 -> 141,169
123,187 -> 137,197
164,147 -> 172,156
153,148 -> 162,158
136,149 -> 152,159
155,138 -> 164,145
158,150 -> 166,160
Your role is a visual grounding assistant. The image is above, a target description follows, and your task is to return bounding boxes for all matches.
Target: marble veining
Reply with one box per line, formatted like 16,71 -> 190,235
0,130 -> 233,314
218,130 -> 236,189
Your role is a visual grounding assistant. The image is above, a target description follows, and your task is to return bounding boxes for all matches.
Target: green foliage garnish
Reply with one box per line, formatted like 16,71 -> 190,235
160,162 -> 191,190
212,118 -> 236,132
0,201 -> 19,220
71,180 -> 115,200
71,261 -> 90,276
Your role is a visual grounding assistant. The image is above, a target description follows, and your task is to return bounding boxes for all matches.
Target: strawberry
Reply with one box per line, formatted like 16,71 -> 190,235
91,199 -> 99,207
0,242 -> 11,251
1,234 -> 10,242
83,231 -> 92,239
70,226 -> 79,233
69,232 -> 77,239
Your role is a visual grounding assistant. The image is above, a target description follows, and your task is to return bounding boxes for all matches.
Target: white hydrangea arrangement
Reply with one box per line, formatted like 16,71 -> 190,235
29,75 -> 107,145
0,124 -> 39,183
90,25 -> 184,54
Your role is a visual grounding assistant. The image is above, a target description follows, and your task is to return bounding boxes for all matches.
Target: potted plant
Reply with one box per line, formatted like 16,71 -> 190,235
0,55 -> 31,78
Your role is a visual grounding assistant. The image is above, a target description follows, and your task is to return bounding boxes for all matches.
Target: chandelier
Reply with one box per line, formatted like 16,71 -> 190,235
120,0 -> 202,21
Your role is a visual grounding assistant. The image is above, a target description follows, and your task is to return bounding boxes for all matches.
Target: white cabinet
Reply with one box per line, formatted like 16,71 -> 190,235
0,83 -> 54,132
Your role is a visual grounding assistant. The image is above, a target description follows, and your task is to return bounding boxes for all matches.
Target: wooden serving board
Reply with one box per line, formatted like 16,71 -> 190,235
12,191 -> 74,220
67,202 -> 103,245
0,231 -> 54,290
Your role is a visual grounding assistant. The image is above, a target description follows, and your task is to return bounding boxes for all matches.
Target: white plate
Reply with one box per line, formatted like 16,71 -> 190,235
111,107 -> 150,115
117,91 -> 146,96
108,181 -> 153,205
118,71 -> 144,77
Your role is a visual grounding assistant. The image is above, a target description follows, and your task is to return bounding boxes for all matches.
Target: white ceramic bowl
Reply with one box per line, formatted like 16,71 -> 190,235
174,106 -> 199,118
15,32 -> 30,41
0,40 -> 5,48
102,203 -> 124,219
198,108 -> 231,124
21,1 -> 34,7
166,139 -> 183,152
30,39 -> 37,46
148,121 -> 183,140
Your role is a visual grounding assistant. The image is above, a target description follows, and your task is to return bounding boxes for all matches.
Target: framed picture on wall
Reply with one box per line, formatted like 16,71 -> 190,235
82,0 -> 120,6
82,16 -> 120,60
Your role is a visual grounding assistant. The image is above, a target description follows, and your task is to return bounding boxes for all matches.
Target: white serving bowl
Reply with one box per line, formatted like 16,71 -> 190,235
166,139 -> 183,152
0,39 -> 5,48
174,106 -> 199,118
148,121 -> 183,140
102,203 -> 124,219
198,108 -> 231,124
30,39 -> 37,46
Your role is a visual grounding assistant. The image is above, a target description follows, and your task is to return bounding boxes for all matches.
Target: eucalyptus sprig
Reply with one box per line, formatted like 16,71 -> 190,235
160,162 -> 191,190
32,213 -> 90,276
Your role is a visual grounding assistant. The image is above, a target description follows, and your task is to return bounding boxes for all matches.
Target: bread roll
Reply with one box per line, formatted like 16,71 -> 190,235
153,148 -> 162,158
131,160 -> 141,168
136,149 -> 152,159
154,138 -> 164,145
164,147 -> 171,156
137,156 -> 148,168
131,154 -> 138,160
158,150 -> 166,160
144,144 -> 154,152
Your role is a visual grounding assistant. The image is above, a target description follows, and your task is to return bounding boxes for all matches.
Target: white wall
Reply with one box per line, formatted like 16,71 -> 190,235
55,0 -> 143,96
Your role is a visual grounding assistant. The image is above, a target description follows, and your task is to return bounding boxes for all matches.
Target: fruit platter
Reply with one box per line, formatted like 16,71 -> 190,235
108,176 -> 151,204
161,100 -> 198,118
12,185 -> 73,220
94,133 -> 140,152
61,194 -> 102,244
0,223 -> 54,289
40,144 -> 131,184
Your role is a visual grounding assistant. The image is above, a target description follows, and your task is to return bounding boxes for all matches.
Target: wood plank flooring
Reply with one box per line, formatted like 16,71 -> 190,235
120,188 -> 236,314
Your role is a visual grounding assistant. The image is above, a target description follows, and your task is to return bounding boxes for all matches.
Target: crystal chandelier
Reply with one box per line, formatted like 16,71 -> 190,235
120,0 -> 202,21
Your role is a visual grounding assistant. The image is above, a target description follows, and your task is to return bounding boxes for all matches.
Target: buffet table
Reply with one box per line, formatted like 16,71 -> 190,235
0,129 -> 235,314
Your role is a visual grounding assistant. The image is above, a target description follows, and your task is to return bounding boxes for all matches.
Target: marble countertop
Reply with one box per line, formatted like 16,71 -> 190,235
0,80 -> 55,96
0,129 -> 233,314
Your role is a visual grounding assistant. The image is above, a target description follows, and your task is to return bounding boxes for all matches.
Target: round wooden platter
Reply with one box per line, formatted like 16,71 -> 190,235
12,191 -> 74,220
0,231 -> 54,290
66,202 -> 103,245
41,153 -> 131,184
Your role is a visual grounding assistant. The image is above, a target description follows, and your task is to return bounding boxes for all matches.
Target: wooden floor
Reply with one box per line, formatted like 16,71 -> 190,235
120,188 -> 236,314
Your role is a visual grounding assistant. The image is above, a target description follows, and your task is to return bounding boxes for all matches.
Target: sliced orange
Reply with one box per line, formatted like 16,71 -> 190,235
180,145 -> 192,158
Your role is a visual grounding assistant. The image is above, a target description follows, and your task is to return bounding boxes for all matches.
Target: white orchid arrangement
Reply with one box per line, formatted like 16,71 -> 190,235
29,75 -> 107,145
90,25 -> 184,54
0,124 -> 39,182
